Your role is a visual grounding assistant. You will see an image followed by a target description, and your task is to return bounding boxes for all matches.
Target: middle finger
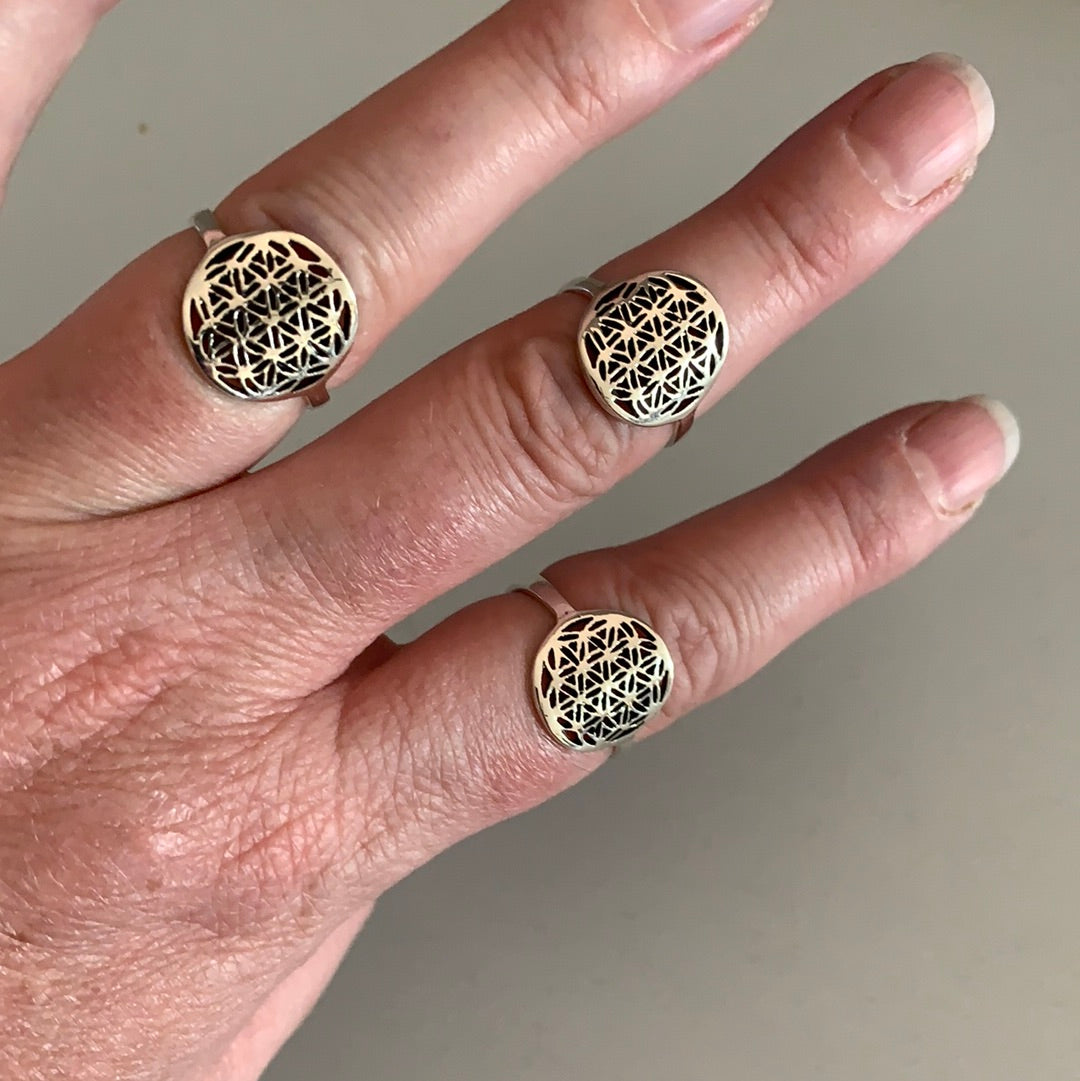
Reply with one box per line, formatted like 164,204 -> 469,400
197,53 -> 994,687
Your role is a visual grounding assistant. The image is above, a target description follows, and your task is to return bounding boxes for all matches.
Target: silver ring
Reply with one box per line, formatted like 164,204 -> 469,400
561,271 -> 729,447
515,578 -> 675,753
181,210 -> 359,407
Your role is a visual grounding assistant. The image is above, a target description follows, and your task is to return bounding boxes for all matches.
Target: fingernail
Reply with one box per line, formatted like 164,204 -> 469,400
641,0 -> 770,51
848,53 -> 995,207
903,396 -> 1020,515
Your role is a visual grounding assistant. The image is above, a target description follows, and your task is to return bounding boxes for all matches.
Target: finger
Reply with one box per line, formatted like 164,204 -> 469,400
0,0 -> 770,520
0,0 -> 119,195
212,54 -> 996,684
329,397 -> 1020,892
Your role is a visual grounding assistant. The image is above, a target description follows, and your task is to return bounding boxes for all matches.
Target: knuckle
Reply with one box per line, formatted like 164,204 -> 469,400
371,682 -> 578,867
511,13 -> 625,140
615,548 -> 765,708
453,719 -> 572,826
218,179 -> 405,321
745,175 -> 858,312
3,672 -> 352,946
0,526 -> 204,787
804,467 -> 914,593
478,318 -> 632,510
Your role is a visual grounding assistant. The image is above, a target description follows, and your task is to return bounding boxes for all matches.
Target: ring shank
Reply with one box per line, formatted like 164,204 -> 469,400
191,209 -> 226,250
559,275 -> 605,301
514,578 -> 576,623
666,414 -> 694,447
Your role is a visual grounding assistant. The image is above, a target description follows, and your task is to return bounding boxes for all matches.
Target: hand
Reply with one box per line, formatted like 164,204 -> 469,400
0,1 -> 1014,1078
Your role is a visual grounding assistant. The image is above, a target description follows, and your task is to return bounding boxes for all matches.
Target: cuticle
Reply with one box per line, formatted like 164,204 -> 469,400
633,0 -> 774,55
908,161 -> 980,210
939,495 -> 985,519
842,128 -> 979,212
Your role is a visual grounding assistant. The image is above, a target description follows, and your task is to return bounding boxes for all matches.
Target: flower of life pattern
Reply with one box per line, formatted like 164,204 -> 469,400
532,612 -> 674,751
579,272 -> 727,427
183,231 -> 358,401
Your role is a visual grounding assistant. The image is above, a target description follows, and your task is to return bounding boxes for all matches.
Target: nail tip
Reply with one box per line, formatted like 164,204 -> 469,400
916,52 -> 996,153
965,394 -> 1021,475
741,1 -> 772,34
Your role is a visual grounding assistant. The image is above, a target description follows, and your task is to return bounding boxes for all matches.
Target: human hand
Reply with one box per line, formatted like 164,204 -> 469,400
0,1 -> 1015,1078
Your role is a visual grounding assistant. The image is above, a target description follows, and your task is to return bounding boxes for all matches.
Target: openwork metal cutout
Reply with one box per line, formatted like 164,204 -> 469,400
182,223 -> 358,404
576,271 -> 728,428
531,610 -> 674,752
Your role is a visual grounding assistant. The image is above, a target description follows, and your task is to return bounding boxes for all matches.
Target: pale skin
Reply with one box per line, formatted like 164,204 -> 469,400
0,1 -> 1019,1079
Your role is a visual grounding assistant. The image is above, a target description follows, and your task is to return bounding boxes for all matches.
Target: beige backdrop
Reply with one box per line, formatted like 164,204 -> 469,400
4,1 -> 1076,1078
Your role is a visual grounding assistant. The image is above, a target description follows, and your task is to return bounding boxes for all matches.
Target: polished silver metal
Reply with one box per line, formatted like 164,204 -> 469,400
560,275 -> 606,300
181,210 -> 358,407
562,270 -> 728,444
516,578 -> 675,753
517,578 -> 576,623
192,209 -> 226,248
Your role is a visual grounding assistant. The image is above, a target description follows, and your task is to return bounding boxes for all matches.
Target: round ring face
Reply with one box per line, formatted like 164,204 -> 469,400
532,611 -> 675,751
182,230 -> 358,402
578,271 -> 728,427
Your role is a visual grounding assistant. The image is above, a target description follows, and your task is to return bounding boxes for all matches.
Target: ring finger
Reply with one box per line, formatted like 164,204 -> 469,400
330,395 -> 1019,892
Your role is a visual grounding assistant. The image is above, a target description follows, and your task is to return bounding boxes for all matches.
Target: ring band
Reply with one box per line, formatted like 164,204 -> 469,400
561,271 -> 729,447
181,210 -> 359,406
516,578 -> 675,753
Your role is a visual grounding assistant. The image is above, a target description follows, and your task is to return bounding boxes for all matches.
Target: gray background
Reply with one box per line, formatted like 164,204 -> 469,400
3,1 -> 1076,1078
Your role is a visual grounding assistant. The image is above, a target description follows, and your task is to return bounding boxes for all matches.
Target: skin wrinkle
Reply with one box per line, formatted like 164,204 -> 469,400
473,320 -> 637,509
0,504 -> 263,786
0,635 -> 186,789
3,639 -> 363,946
241,179 -> 402,335
0,549 -> 204,787
216,762 -> 343,924
330,676 -> 432,889
239,425 -> 490,641
5,732 -> 338,950
748,173 -> 860,311
510,6 -> 629,142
